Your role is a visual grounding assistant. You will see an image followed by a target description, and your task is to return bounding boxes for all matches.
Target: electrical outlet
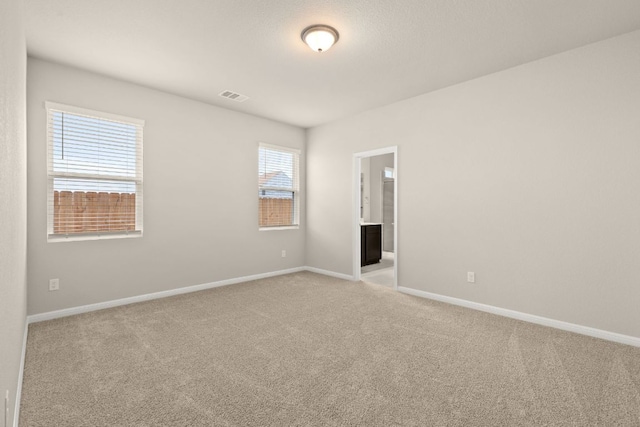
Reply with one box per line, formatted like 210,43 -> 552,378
281,250 -> 286,258
49,278 -> 59,291
467,272 -> 475,283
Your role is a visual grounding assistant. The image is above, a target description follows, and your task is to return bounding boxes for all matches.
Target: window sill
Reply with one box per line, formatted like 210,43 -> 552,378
259,225 -> 299,232
48,230 -> 142,243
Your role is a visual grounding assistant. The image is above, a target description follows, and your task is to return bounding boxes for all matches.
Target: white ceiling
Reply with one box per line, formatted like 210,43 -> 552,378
25,0 -> 640,128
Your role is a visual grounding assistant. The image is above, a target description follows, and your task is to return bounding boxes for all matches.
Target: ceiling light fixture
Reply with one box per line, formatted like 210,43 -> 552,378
301,25 -> 339,53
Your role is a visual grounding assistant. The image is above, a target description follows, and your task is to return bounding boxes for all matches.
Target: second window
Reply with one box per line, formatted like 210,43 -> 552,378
258,143 -> 300,229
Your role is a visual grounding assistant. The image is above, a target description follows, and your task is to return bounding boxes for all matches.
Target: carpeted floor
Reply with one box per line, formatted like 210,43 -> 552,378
20,272 -> 640,426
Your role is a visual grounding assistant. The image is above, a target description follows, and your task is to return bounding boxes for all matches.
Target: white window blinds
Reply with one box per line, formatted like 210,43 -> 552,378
258,143 -> 300,228
46,102 -> 144,241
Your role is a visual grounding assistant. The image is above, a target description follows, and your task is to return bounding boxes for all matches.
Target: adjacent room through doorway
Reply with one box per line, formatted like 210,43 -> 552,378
354,147 -> 397,289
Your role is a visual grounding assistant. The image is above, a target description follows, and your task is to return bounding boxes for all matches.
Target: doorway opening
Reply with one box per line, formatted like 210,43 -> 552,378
353,147 -> 397,290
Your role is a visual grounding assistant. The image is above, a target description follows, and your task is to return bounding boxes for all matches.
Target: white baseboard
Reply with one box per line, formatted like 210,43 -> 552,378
398,286 -> 640,348
304,266 -> 355,281
13,320 -> 28,427
27,267 -> 306,324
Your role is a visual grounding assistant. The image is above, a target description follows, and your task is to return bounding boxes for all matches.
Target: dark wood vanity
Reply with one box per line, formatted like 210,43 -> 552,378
361,224 -> 382,266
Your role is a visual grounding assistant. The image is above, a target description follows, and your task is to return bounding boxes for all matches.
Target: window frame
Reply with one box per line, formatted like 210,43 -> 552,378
46,102 -> 144,242
258,142 -> 300,231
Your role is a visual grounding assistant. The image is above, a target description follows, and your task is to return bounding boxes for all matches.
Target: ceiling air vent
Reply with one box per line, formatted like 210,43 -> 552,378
218,90 -> 249,103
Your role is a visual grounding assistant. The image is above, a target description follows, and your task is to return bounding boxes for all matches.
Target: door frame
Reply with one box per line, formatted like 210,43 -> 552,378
353,146 -> 398,290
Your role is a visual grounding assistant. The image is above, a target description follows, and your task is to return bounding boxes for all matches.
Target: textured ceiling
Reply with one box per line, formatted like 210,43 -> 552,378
25,0 -> 640,128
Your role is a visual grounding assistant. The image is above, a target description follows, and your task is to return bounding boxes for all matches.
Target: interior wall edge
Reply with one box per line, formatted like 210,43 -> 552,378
13,321 -> 28,427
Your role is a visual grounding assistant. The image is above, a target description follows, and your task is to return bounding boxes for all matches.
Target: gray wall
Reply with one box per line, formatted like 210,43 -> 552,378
368,153 -> 394,224
307,30 -> 640,338
0,0 -> 27,425
27,58 -> 306,315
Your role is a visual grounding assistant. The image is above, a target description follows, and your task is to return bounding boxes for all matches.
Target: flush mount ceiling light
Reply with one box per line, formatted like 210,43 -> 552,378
301,25 -> 339,52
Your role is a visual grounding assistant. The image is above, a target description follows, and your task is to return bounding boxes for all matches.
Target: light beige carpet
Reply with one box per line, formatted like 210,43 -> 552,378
20,272 -> 640,426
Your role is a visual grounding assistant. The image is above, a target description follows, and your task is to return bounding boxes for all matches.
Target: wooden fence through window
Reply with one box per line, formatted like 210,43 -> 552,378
53,191 -> 136,234
259,197 -> 293,227
54,192 -> 290,233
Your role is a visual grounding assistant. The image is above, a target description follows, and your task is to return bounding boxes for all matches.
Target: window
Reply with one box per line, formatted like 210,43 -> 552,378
46,102 -> 144,241
258,143 -> 300,229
